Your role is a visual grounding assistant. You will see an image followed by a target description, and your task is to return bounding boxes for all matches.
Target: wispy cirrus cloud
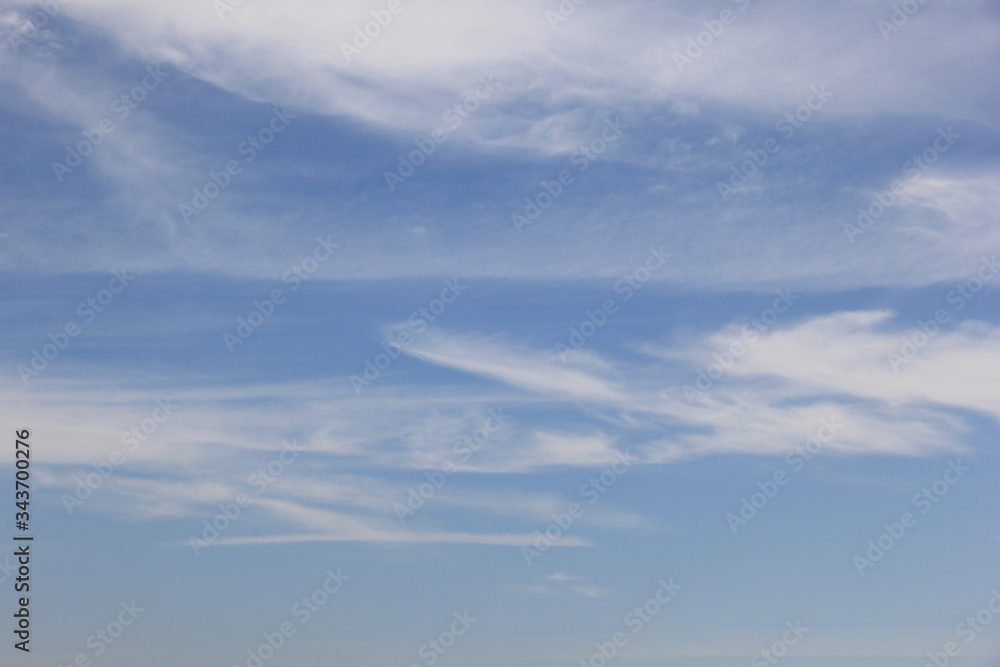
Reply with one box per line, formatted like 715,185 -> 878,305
402,330 -> 625,403
0,0 -> 997,294
9,296 -> 1000,553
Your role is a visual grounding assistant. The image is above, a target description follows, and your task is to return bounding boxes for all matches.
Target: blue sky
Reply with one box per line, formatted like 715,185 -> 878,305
1,0 -> 1000,665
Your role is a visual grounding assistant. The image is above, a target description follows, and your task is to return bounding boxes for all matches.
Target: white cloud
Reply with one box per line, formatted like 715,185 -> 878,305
1,1 -> 997,291
14,307 -> 1000,548
729,310 -> 1000,418
403,330 -> 625,403
29,0 -> 997,143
